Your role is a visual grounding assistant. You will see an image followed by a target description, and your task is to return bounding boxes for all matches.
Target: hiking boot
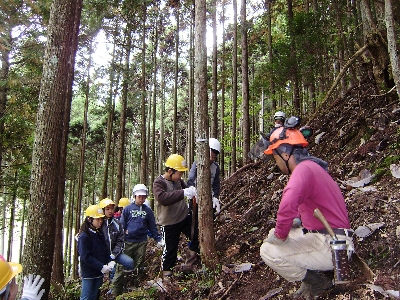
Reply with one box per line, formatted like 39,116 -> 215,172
163,270 -> 173,278
292,270 -> 333,299
292,282 -> 314,300
180,249 -> 198,274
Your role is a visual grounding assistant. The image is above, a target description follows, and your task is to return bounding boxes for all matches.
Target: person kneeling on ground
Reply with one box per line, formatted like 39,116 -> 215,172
259,125 -> 354,299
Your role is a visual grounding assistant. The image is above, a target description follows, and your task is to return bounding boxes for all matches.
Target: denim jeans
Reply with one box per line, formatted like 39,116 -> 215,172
80,276 -> 103,300
114,252 -> 134,271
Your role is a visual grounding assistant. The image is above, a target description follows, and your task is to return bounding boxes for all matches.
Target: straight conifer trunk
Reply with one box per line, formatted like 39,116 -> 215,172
194,0 -> 217,270
22,1 -> 82,298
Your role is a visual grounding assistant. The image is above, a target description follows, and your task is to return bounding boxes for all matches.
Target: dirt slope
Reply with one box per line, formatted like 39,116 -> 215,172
138,80 -> 400,300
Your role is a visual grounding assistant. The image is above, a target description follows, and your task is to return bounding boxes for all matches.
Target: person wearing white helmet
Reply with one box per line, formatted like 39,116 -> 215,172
273,111 -> 286,127
187,138 -> 222,214
153,154 -> 199,278
116,184 -> 162,289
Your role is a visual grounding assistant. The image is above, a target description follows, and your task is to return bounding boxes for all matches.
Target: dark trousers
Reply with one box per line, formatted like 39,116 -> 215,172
161,214 -> 199,271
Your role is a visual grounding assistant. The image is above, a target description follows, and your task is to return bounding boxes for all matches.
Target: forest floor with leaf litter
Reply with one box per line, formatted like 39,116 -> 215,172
101,80 -> 400,300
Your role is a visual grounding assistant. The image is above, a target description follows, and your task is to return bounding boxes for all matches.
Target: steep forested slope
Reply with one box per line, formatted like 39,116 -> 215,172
114,79 -> 400,300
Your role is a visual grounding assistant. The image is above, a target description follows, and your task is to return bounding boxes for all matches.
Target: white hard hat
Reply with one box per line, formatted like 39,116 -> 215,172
209,138 -> 221,154
132,184 -> 148,196
274,111 -> 286,120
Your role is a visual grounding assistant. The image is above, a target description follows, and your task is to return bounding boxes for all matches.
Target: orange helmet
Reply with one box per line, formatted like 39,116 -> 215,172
264,127 -> 308,155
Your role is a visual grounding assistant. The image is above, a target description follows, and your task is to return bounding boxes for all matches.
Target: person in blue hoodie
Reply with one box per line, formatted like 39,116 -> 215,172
77,205 -> 113,300
114,184 -> 162,289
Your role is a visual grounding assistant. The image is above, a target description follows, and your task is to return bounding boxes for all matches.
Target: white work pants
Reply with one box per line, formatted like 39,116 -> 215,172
260,227 -> 353,282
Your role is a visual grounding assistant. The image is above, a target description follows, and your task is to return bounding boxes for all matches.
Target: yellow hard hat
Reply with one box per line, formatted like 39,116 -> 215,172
85,204 -> 105,218
118,198 -> 130,208
98,198 -> 116,208
0,258 -> 22,292
165,154 -> 188,171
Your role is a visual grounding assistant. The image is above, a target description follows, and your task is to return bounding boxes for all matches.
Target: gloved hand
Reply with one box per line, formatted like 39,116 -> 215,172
110,254 -> 116,260
21,274 -> 45,300
265,234 -> 285,245
107,261 -> 116,269
101,265 -> 112,274
183,186 -> 197,198
212,197 -> 221,213
292,217 -> 302,228
156,240 -> 165,249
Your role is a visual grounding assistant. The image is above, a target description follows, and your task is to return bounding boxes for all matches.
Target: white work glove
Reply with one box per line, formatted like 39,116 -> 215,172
101,265 -> 112,274
212,197 -> 221,213
21,274 -> 45,300
156,240 -> 165,249
107,261 -> 116,269
183,186 -> 197,198
292,217 -> 302,228
265,234 -> 285,245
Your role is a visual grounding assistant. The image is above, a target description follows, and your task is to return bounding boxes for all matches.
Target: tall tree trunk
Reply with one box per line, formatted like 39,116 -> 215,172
159,62 -> 166,174
194,0 -> 217,270
74,38 -> 91,281
231,0 -> 238,174
385,0 -> 400,98
172,7 -> 180,153
220,0 -> 226,178
267,0 -> 276,111
241,0 -> 250,164
52,35 -> 82,285
116,29 -> 132,202
188,8 -> 195,166
64,180 -> 74,276
22,1 -> 82,298
211,0 -> 218,138
287,0 -> 301,114
150,23 -> 159,202
6,171 -> 17,261
140,4 -> 148,185
102,26 -> 120,199
0,28 -> 11,187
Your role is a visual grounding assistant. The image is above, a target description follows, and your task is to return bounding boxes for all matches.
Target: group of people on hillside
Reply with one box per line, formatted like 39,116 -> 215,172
1,110 -> 354,300
75,137 -> 222,300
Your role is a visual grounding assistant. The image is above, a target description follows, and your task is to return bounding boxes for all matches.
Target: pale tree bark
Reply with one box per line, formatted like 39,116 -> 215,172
150,22 -> 159,202
231,0 -> 238,174
172,6 -> 180,153
102,25 -> 120,199
140,3 -> 148,185
188,8 -> 195,165
159,62 -> 166,174
220,0 -> 226,178
211,0 -> 218,138
22,1 -> 82,298
241,0 -> 250,164
116,28 -> 132,202
194,0 -> 217,270
287,0 -> 301,114
75,42 -> 92,276
385,0 -> 400,98
267,0 -> 276,111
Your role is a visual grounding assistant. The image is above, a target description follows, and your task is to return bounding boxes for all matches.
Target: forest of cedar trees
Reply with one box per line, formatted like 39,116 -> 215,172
0,0 -> 399,299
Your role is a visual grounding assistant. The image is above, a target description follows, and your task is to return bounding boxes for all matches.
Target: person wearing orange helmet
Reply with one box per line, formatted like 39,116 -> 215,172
259,121 -> 353,299
0,255 -> 44,300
